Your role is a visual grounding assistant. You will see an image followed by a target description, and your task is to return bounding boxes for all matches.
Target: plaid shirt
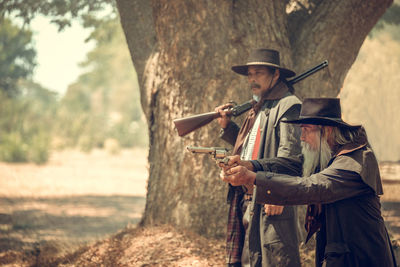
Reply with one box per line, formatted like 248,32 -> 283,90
223,82 -> 293,264
226,185 -> 245,264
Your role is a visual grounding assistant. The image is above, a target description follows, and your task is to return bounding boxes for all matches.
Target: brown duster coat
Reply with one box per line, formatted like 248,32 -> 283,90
254,141 -> 397,267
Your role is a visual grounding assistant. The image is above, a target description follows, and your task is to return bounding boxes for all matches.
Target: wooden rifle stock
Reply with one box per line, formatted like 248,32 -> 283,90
173,60 -> 328,137
173,112 -> 221,137
173,100 -> 254,137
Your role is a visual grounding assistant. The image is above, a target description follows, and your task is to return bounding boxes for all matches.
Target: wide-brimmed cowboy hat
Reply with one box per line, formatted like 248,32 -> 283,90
283,98 -> 361,129
231,48 -> 296,78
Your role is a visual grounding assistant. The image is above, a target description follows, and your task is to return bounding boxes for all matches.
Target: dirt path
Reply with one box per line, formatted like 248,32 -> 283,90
0,148 -> 148,256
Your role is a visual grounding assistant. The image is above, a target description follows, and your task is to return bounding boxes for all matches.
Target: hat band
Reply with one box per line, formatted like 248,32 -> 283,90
246,62 -> 280,68
299,116 -> 342,121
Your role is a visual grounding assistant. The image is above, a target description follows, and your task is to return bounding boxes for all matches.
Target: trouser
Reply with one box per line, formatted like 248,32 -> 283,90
241,195 -> 252,267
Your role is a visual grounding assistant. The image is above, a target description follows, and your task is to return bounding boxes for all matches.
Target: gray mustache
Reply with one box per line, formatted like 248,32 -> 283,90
251,83 -> 261,89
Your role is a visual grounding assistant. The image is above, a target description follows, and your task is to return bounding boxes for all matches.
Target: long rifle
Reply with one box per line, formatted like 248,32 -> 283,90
173,60 -> 328,137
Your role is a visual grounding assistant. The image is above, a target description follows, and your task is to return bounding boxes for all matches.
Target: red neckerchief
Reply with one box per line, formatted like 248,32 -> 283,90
232,81 -> 289,155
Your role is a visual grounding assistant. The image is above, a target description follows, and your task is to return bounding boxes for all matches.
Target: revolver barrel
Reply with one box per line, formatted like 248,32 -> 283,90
186,146 -> 228,159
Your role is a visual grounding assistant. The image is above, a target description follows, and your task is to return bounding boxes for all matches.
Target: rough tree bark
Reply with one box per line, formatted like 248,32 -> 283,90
116,0 -> 392,238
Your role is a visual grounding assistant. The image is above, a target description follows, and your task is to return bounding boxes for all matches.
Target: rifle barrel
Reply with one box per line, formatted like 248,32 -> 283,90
173,60 -> 329,137
288,60 -> 328,85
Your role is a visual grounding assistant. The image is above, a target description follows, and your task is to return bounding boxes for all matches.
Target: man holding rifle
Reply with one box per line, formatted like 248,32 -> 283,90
215,48 -> 302,267
220,98 -> 397,267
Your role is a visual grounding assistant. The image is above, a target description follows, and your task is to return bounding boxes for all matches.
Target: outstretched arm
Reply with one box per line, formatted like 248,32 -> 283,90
221,158 -> 373,206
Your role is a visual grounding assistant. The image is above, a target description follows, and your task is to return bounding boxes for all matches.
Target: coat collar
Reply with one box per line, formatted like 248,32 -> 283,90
252,81 -> 289,114
332,127 -> 368,158
333,142 -> 367,158
262,80 -> 289,100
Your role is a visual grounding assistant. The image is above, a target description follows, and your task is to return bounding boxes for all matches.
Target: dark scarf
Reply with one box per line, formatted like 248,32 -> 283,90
232,81 -> 290,155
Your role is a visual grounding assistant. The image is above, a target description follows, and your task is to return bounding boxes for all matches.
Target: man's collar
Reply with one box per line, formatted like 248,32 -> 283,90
332,127 -> 368,158
261,80 -> 289,100
333,142 -> 367,158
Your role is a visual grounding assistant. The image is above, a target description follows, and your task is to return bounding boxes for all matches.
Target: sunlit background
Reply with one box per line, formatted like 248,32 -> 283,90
0,1 -> 399,265
0,5 -> 150,260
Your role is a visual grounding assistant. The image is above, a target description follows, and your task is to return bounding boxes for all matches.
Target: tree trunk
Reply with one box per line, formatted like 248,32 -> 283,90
116,0 -> 392,238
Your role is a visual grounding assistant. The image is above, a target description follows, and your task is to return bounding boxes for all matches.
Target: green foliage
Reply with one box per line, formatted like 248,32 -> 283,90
0,132 -> 28,162
0,0 -> 115,31
0,83 -> 57,164
0,17 -> 49,163
371,3 -> 400,37
0,4 -> 147,163
380,3 -> 400,26
29,131 -> 51,164
55,16 -> 148,151
0,17 -> 36,96
0,2 -> 147,163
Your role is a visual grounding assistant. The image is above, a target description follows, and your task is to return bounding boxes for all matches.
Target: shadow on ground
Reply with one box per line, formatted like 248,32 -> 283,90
0,195 -> 145,254
382,201 -> 400,239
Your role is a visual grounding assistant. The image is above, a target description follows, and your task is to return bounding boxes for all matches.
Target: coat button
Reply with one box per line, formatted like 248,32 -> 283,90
267,190 -> 271,195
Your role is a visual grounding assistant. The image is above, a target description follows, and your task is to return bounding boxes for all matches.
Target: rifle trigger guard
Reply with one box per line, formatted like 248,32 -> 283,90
228,100 -> 237,106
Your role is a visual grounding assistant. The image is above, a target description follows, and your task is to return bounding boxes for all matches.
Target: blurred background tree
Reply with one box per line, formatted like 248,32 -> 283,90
0,17 -> 36,96
0,17 -> 57,164
342,0 -> 400,162
1,1 -> 398,164
54,17 -> 147,152
0,1 -> 147,163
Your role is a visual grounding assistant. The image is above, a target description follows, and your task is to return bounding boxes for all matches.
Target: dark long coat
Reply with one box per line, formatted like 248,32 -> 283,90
254,142 -> 397,267
221,84 -> 303,266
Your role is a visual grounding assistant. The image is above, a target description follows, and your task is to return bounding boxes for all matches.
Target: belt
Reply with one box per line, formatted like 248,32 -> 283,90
244,194 -> 253,201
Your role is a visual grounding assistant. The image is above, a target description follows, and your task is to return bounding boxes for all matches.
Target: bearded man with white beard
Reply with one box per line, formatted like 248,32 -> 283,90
219,98 -> 397,267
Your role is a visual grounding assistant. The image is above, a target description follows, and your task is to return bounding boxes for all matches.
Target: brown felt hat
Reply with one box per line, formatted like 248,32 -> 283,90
231,48 -> 296,78
283,98 -> 361,129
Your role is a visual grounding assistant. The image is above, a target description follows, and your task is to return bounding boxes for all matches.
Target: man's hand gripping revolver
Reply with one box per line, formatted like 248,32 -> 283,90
186,146 -> 283,216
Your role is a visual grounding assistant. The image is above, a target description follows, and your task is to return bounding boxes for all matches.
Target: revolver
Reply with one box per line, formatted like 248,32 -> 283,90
186,146 -> 230,165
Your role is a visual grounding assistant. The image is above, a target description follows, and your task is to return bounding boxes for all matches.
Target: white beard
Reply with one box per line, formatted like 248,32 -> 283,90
301,136 -> 333,177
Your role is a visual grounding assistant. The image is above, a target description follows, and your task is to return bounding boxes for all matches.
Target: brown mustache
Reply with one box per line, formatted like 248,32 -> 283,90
250,83 -> 261,89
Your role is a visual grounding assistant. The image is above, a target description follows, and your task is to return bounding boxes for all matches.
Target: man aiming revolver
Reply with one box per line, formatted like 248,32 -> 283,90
220,98 -> 397,267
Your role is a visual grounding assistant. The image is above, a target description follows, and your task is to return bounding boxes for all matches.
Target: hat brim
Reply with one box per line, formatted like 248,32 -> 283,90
232,62 -> 296,78
282,117 -> 361,129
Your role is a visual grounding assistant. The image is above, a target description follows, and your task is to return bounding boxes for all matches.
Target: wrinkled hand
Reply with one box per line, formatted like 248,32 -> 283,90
218,155 -> 240,171
218,155 -> 254,171
220,165 -> 256,186
214,103 -> 233,129
264,204 -> 284,216
218,155 -> 255,192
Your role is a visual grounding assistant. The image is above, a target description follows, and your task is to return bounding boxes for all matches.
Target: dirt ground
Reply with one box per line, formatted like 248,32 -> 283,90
0,150 -> 399,266
0,148 -> 148,265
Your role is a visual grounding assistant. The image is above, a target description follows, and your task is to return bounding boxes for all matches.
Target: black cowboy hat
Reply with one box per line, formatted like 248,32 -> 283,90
231,48 -> 296,78
283,98 -> 361,129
